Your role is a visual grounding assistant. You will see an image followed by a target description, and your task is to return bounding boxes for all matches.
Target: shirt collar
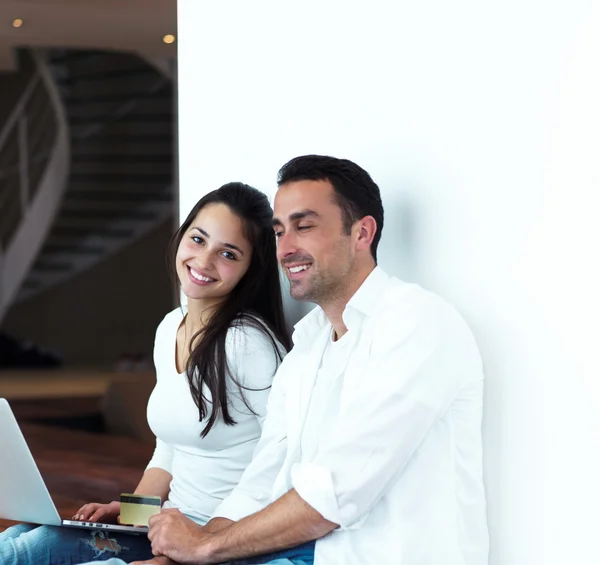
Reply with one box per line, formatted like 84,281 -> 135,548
292,266 -> 391,343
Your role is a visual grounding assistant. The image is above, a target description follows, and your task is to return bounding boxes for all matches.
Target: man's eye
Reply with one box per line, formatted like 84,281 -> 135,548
297,225 -> 312,231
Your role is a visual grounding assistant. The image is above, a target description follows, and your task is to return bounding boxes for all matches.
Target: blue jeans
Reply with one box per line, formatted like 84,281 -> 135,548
80,540 -> 315,565
0,523 -> 154,564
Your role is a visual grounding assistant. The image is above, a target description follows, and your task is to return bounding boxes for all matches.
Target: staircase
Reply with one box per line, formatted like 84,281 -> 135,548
0,49 -> 70,322
16,49 -> 175,303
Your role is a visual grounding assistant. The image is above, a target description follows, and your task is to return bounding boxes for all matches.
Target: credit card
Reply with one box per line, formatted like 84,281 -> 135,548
120,493 -> 161,526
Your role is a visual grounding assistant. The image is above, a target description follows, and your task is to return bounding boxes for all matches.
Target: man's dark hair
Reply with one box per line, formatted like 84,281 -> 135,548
277,155 -> 384,262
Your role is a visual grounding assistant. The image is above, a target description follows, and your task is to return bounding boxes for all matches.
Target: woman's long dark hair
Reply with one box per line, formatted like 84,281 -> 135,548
168,182 -> 291,437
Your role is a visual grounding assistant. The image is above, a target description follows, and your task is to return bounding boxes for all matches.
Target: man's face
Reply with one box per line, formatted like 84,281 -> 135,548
273,179 -> 355,304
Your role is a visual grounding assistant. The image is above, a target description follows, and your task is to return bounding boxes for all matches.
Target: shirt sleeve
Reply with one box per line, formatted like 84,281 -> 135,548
145,310 -> 178,475
146,436 -> 174,474
292,299 -> 482,530
210,348 -> 292,522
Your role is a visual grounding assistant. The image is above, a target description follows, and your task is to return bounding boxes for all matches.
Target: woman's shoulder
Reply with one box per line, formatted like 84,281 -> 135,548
224,314 -> 285,388
155,306 -> 185,339
225,313 -> 285,359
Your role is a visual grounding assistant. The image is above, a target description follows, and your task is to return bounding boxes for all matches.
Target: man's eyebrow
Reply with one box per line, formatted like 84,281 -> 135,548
273,210 -> 320,227
191,227 -> 244,255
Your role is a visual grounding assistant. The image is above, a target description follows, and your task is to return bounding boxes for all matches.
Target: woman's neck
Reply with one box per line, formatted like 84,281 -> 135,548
185,296 -> 223,334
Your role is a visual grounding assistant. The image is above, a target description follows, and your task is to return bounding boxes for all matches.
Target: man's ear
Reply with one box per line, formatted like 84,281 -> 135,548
354,215 -> 377,252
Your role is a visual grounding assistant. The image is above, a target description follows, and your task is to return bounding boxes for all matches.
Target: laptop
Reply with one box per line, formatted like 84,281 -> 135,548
0,398 -> 148,535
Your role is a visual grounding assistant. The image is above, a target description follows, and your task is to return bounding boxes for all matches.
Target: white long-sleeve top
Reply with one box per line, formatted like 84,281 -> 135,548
145,307 -> 283,525
213,267 -> 489,565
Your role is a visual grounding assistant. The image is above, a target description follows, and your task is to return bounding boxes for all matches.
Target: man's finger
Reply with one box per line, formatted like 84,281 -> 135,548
148,512 -> 163,528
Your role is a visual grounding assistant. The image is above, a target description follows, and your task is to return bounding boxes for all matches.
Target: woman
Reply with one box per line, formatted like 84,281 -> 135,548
0,182 -> 291,565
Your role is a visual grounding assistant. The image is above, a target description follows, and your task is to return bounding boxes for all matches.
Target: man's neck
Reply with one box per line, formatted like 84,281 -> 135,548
320,263 -> 376,341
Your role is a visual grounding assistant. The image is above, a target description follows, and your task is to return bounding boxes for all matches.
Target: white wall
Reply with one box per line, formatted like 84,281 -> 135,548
178,1 -> 600,563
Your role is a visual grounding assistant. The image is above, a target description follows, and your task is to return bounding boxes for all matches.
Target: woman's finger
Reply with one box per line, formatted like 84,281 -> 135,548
73,504 -> 92,520
74,503 -> 100,521
89,508 -> 106,522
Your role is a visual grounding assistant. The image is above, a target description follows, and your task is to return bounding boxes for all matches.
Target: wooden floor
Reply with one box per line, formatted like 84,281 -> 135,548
0,406 -> 153,533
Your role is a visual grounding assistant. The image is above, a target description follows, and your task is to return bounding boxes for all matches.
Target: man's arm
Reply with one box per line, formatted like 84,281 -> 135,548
204,489 -> 336,562
147,490 -> 337,564
202,517 -> 233,534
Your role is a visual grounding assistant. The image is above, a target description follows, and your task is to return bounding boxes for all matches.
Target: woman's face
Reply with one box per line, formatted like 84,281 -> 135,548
176,203 -> 252,306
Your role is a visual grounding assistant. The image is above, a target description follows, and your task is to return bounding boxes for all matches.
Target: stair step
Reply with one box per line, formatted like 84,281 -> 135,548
69,172 -> 172,183
53,50 -> 156,73
65,98 -> 172,119
65,191 -> 172,202
71,154 -> 173,164
80,133 -> 173,143
70,123 -> 172,139
43,244 -> 105,254
50,226 -> 134,238
67,183 -> 172,194
68,113 -> 174,125
59,76 -> 165,99
71,141 -> 173,155
49,49 -> 122,64
94,120 -> 172,135
62,89 -> 171,106
71,163 -> 172,178
59,209 -> 159,220
55,67 -> 158,84
22,280 -> 42,290
32,260 -> 72,273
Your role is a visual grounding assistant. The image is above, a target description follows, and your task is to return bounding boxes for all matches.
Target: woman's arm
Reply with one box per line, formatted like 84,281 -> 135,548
134,466 -> 173,502
75,452 -> 173,522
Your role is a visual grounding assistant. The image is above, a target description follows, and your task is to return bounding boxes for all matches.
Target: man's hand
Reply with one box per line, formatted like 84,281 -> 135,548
130,556 -> 177,565
129,555 -> 177,565
147,508 -> 213,564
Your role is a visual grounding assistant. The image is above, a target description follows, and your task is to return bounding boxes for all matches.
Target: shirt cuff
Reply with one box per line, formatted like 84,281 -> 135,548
291,462 -> 368,531
210,492 -> 267,523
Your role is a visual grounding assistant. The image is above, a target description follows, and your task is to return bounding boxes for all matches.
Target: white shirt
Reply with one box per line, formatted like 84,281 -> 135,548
300,331 -> 349,462
146,307 -> 282,525
213,267 -> 489,565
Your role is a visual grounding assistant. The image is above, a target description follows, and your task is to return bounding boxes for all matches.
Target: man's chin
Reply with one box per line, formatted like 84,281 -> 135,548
289,282 -> 311,302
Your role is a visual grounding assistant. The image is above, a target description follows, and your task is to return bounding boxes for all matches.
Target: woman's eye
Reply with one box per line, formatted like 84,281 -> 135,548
221,251 -> 236,260
297,225 -> 311,231
274,231 -> 283,238
191,235 -> 204,244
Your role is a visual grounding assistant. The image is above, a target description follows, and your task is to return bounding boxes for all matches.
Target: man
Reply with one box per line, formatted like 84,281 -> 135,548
93,155 -> 489,565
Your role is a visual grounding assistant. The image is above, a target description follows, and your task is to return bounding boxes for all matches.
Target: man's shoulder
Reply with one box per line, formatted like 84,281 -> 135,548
372,276 -> 454,321
369,277 -> 476,350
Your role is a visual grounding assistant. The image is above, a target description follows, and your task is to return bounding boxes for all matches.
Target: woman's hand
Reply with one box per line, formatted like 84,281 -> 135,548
72,500 -> 120,523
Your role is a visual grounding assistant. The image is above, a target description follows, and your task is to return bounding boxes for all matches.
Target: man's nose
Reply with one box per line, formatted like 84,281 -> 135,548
276,232 -> 298,262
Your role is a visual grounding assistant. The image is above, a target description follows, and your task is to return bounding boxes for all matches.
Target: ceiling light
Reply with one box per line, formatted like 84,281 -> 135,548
12,18 -> 24,28
163,34 -> 176,44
